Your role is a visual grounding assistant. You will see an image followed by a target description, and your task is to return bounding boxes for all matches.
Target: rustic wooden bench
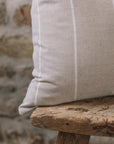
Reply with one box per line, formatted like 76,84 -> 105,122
30,96 -> 114,144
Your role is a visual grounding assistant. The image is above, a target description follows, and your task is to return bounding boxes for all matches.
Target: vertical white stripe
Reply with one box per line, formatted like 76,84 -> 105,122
112,0 -> 114,7
35,0 -> 41,105
70,0 -> 78,100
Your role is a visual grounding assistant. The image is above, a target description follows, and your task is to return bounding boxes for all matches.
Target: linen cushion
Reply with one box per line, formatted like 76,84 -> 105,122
18,0 -> 114,115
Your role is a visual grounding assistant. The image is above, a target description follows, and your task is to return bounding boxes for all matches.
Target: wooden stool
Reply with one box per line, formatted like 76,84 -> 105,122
30,96 -> 114,144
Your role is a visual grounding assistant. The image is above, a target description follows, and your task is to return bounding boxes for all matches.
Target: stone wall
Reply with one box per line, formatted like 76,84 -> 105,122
0,0 -> 113,144
0,0 -> 57,143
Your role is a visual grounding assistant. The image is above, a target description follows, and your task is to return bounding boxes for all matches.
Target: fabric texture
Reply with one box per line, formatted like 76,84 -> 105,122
112,0 -> 114,6
18,0 -> 114,115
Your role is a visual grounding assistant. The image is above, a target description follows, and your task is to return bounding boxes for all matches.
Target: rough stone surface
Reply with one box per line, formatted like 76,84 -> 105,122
0,56 -> 33,117
0,2 -> 7,25
0,0 -> 114,144
0,36 -> 33,58
13,4 -> 31,27
0,118 -> 57,144
90,136 -> 114,144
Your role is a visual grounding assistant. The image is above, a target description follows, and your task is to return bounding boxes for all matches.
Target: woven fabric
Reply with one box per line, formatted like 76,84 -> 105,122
19,0 -> 114,115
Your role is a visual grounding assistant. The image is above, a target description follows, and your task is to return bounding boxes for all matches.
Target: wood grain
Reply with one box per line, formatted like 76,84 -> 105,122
31,96 -> 114,137
56,132 -> 90,144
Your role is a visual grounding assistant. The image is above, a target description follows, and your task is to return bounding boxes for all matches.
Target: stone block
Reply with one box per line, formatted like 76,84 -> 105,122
13,4 -> 31,27
0,2 -> 7,25
0,66 -> 16,78
0,56 -> 33,117
0,118 -> 43,144
0,36 -> 33,58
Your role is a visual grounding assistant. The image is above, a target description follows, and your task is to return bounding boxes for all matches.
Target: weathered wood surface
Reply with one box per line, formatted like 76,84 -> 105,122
31,96 -> 114,137
56,132 -> 90,144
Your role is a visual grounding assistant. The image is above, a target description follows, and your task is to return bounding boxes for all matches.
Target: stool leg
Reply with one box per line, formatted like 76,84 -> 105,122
56,131 -> 90,144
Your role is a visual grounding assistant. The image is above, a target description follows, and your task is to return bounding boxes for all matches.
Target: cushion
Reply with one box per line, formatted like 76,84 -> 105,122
113,0 -> 114,6
18,0 -> 114,115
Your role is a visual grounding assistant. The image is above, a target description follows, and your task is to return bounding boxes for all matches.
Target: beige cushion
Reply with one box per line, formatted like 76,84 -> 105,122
112,0 -> 114,6
18,0 -> 114,115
